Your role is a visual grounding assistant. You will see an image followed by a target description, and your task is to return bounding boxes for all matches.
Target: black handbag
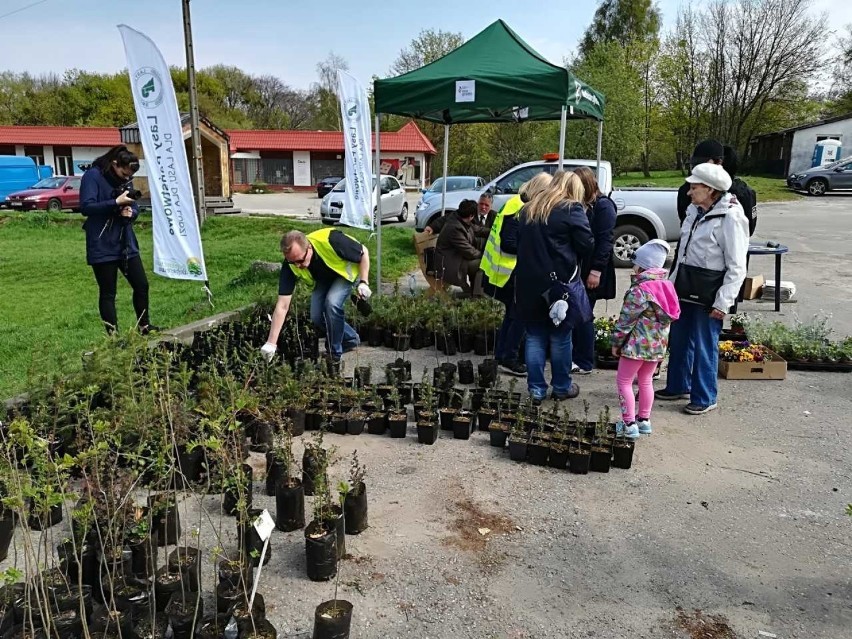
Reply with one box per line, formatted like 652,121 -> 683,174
673,209 -> 725,308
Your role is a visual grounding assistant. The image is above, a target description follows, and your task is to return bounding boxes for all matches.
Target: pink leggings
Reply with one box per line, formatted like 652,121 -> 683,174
616,357 -> 659,424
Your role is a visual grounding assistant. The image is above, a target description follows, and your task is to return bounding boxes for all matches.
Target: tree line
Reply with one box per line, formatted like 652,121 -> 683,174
0,0 -> 848,177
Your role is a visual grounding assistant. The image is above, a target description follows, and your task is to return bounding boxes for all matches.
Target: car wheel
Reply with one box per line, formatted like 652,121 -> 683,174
397,203 -> 409,223
612,224 -> 650,268
806,178 -> 828,196
47,198 -> 62,213
321,219 -> 334,225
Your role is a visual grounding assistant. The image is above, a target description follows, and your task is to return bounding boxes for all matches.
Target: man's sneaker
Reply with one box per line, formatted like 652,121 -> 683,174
637,418 -> 653,435
499,360 -> 528,377
529,394 -> 544,407
573,367 -> 592,376
652,364 -> 662,380
684,403 -> 718,415
616,421 -> 640,439
656,389 -> 690,400
552,384 -> 580,400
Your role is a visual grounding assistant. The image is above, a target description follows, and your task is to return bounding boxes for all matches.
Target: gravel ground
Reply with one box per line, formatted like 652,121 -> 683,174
3,197 -> 851,638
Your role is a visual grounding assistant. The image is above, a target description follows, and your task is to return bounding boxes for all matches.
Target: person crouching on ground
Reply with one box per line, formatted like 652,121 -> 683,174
658,163 -> 748,415
434,199 -> 484,296
610,240 -> 681,439
261,229 -> 371,363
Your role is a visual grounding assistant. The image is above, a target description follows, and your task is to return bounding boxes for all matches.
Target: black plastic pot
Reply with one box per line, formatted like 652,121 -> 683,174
454,330 -> 470,353
527,440 -> 550,466
289,408 -> 306,436
223,464 -> 254,516
367,326 -> 383,347
477,360 -> 498,387
312,599 -> 353,639
127,530 -> 158,578
302,448 -> 327,497
241,618 -> 277,639
0,510 -> 14,563
305,521 -> 337,582
438,408 -> 456,431
488,426 -> 508,448
346,413 -> 365,435
393,334 -> 410,352
366,413 -> 387,435
548,448 -> 569,469
218,559 -> 254,592
354,366 -> 371,388
275,478 -> 306,532
330,414 -> 347,435
154,568 -> 184,612
477,409 -> 495,431
387,415 -> 407,438
470,389 -> 486,413
590,447 -> 612,473
457,360 -> 474,384
231,592 -> 266,635
343,483 -> 368,534
174,444 -> 204,487
416,422 -> 439,445
250,421 -> 275,453
239,509 -> 271,567
612,441 -> 635,469
305,409 -> 321,431
27,502 -> 62,530
452,414 -> 472,440
473,334 -> 489,356
265,454 -> 286,497
149,494 -> 181,546
328,507 -> 346,559
166,590 -> 203,638
508,438 -> 527,462
568,450 -> 591,475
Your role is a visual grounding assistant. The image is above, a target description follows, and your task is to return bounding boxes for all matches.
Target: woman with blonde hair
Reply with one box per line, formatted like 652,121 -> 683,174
571,165 -> 617,374
480,172 -> 553,376
515,171 -> 595,402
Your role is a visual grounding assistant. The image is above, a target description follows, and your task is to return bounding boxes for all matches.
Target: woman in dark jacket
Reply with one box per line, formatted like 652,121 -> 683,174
80,145 -> 155,334
571,166 -> 617,373
515,171 -> 595,402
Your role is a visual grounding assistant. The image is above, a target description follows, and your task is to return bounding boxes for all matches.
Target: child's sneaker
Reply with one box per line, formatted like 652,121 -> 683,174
615,421 -> 640,439
637,418 -> 653,435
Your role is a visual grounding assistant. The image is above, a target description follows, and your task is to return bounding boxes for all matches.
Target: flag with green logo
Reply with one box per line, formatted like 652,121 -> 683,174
118,24 -> 208,281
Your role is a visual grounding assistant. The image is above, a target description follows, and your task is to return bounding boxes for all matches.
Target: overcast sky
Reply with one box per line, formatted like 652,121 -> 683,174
1,0 -> 849,89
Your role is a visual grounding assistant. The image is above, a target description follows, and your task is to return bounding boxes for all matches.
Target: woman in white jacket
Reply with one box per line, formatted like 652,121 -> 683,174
657,163 -> 749,415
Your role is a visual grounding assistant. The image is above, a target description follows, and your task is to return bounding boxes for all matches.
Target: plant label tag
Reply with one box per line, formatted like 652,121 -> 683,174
455,80 -> 475,103
253,510 -> 275,541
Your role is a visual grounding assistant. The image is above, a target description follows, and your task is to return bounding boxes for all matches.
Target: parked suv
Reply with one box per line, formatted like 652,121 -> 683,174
414,158 -> 679,267
5,175 -> 81,212
787,156 -> 852,196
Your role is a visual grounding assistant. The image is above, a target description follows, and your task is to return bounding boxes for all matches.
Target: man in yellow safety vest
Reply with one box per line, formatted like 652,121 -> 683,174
261,228 -> 371,362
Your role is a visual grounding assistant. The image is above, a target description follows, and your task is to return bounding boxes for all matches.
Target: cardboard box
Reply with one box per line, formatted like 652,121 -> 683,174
718,348 -> 787,380
743,274 -> 764,300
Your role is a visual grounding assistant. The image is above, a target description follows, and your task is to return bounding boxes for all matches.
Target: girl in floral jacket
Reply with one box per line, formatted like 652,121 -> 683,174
611,240 -> 681,438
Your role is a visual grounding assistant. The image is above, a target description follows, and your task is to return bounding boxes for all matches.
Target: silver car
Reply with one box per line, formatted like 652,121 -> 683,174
320,174 -> 408,224
787,156 -> 852,196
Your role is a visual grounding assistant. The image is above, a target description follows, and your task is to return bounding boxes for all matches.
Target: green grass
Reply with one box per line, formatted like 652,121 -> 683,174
0,212 -> 417,398
612,170 -> 803,203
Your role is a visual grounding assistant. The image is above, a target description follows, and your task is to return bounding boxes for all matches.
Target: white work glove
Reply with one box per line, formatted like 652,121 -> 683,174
260,343 -> 277,362
549,300 -> 568,326
357,282 -> 372,300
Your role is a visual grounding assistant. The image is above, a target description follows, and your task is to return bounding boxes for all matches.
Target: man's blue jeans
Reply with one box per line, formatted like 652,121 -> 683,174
310,277 -> 359,358
664,303 -> 723,407
525,321 -> 573,399
571,300 -> 599,371
493,283 -> 524,363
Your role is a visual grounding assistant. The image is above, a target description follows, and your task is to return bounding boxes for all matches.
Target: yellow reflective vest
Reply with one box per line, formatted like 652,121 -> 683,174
480,195 -> 523,288
289,228 -> 358,288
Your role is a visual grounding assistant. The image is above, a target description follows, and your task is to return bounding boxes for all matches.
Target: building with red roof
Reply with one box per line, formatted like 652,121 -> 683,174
0,119 -> 437,194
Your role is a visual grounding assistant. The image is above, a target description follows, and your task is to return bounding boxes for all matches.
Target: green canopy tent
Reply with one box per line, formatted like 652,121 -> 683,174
372,19 -> 605,289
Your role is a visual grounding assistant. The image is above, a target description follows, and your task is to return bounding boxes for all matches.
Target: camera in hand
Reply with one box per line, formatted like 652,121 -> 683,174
115,182 -> 143,201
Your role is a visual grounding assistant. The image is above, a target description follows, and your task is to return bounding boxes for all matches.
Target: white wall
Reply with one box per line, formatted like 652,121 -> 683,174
14,145 -> 23,156
71,146 -> 110,174
790,119 -> 852,174
42,146 -> 55,172
293,151 -> 311,187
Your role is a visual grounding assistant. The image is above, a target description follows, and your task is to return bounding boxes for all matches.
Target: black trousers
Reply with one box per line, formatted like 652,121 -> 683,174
91,256 -> 150,333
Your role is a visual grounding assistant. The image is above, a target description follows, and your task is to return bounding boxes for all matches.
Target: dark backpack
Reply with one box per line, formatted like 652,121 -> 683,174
729,177 -> 757,236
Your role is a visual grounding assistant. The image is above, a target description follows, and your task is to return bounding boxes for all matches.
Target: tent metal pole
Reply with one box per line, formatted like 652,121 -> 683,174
374,114 -> 382,296
596,120 -> 603,187
440,124 -> 449,216
558,105 -> 567,171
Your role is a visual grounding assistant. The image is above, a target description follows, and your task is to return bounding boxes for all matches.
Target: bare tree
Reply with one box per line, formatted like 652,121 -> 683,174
390,29 -> 464,76
701,0 -> 827,150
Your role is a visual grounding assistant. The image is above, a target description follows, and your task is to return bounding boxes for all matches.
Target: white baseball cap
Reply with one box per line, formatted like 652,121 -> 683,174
685,162 -> 732,192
